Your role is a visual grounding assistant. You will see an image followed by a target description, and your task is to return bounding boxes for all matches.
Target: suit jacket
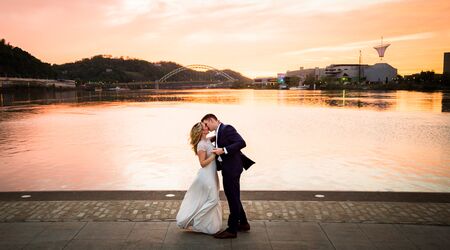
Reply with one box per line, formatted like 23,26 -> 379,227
216,124 -> 255,174
240,153 -> 255,170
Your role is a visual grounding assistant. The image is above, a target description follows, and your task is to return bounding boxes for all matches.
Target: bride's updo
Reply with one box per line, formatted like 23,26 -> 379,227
190,122 -> 203,154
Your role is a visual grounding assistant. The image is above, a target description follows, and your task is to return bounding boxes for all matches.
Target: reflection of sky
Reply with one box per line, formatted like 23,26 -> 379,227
1,89 -> 449,113
0,90 -> 449,192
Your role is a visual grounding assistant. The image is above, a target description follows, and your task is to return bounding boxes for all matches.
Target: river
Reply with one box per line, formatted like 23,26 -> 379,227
0,89 -> 449,192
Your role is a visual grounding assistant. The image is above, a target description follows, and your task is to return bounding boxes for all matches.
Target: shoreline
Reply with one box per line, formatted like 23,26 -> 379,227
4,87 -> 448,92
1,190 -> 449,202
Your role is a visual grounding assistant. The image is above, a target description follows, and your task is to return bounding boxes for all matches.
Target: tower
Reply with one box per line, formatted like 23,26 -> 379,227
374,36 -> 390,61
444,52 -> 450,74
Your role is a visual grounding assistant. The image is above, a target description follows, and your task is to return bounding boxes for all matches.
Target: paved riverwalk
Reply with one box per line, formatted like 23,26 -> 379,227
1,221 -> 449,249
1,200 -> 449,225
0,191 -> 449,249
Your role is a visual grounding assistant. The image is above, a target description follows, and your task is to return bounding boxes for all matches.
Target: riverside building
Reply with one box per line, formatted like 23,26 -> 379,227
252,77 -> 278,87
286,63 -> 397,83
444,52 -> 450,74
286,67 -> 326,82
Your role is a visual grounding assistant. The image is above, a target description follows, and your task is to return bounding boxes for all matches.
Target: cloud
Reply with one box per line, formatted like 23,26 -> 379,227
104,0 -> 153,26
102,0 -> 397,26
1,0 -> 448,76
282,32 -> 435,56
220,0 -> 402,18
388,32 -> 435,42
182,30 -> 276,44
287,0 -> 400,14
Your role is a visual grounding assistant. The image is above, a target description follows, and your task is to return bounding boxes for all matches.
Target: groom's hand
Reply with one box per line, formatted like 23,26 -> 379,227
212,148 -> 225,155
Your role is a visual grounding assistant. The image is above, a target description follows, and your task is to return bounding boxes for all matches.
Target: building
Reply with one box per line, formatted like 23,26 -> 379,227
260,61 -> 398,87
325,64 -> 369,82
323,63 -> 397,83
286,67 -> 326,82
252,77 -> 278,87
277,73 -> 286,84
364,63 -> 397,83
444,52 -> 450,74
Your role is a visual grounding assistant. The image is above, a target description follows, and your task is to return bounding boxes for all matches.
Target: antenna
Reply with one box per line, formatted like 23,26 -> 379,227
358,50 -> 362,83
374,36 -> 390,61
359,50 -> 362,65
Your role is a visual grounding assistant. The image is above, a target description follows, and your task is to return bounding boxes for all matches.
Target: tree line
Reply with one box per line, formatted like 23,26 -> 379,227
0,39 -> 55,78
0,39 -> 252,85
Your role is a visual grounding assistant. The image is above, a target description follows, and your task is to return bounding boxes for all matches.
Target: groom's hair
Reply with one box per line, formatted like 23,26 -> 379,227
201,113 -> 218,122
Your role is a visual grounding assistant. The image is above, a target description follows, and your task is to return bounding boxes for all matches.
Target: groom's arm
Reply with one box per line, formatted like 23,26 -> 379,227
222,125 -> 246,155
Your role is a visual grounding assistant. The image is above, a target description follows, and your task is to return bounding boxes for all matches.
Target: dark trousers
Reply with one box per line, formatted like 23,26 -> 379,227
223,173 -> 248,233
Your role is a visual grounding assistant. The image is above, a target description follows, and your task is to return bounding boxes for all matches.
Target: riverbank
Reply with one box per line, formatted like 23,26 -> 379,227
2,78 -> 449,92
250,82 -> 450,91
315,82 -> 450,91
0,77 -> 76,89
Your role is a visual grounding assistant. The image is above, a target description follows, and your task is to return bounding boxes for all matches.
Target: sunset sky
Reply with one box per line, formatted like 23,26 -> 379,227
1,0 -> 449,78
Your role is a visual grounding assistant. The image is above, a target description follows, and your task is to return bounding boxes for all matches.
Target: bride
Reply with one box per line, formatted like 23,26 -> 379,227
176,122 -> 222,234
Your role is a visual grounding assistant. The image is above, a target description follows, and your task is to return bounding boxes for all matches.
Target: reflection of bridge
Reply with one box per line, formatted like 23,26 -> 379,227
158,64 -> 236,83
88,80 -> 234,90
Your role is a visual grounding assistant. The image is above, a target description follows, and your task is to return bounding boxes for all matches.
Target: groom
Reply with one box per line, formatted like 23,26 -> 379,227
201,114 -> 252,239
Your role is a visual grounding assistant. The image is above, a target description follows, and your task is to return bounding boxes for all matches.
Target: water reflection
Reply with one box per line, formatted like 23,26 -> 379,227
1,89 -> 449,113
443,92 -> 450,112
1,89 -> 449,192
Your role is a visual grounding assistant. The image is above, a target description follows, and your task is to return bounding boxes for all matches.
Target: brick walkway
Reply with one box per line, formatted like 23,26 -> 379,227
1,200 -> 449,225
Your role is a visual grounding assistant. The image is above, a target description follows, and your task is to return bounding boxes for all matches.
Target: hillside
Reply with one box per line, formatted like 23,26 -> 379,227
0,39 -> 252,84
0,39 -> 55,78
54,55 -> 251,84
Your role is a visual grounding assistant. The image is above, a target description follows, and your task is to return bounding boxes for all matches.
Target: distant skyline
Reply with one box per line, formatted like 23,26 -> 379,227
1,0 -> 450,78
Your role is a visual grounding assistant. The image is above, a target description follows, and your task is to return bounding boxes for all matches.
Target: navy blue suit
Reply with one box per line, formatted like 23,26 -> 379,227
216,123 -> 249,233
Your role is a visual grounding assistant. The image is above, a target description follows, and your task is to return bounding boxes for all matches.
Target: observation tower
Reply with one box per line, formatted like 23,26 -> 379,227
373,36 -> 390,61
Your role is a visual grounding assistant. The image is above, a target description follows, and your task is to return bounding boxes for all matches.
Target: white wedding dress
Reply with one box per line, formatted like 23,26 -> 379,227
176,139 -> 222,234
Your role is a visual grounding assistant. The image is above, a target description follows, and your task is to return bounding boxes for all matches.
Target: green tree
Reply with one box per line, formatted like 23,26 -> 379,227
303,74 -> 316,85
284,76 -> 300,87
0,38 -> 55,78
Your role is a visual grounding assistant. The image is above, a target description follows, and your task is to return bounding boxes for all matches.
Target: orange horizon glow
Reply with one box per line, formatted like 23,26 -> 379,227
1,0 -> 450,78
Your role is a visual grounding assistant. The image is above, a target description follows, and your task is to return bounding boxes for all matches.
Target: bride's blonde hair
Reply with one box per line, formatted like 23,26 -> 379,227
190,122 -> 203,155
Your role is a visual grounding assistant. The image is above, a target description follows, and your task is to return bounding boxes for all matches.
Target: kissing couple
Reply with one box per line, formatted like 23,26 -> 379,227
176,113 -> 255,239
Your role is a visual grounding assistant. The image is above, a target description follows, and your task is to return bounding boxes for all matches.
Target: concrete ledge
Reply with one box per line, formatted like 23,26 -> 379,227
0,190 -> 449,202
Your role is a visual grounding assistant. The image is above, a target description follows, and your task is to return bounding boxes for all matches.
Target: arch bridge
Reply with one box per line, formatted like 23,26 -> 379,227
157,64 -> 237,83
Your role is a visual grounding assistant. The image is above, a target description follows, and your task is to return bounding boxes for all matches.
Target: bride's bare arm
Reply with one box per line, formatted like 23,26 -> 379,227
197,150 -> 216,168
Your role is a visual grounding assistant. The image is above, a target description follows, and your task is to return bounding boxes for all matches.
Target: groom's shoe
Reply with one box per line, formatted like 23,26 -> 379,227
213,230 -> 224,237
238,223 -> 250,232
214,230 -> 237,239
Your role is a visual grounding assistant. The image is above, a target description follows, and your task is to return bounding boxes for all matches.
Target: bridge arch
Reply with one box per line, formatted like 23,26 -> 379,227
158,64 -> 236,82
